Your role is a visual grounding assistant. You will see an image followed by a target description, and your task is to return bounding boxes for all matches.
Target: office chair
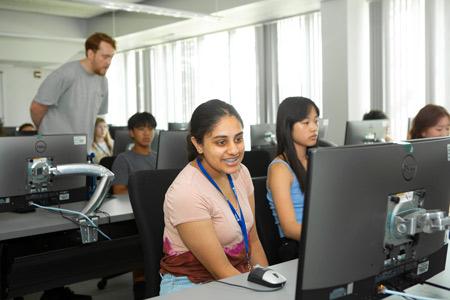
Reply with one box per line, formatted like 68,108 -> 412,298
128,169 -> 180,298
241,150 -> 271,177
252,176 -> 282,265
98,156 -> 116,171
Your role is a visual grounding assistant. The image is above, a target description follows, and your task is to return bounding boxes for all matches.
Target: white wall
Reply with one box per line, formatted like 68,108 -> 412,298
0,65 -> 51,126
0,10 -> 86,68
321,0 -> 370,145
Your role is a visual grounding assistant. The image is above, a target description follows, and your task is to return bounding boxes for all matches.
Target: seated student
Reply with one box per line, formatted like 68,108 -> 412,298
362,109 -> 392,142
266,97 -> 319,262
408,104 -> 450,139
0,118 -> 4,137
90,117 -> 114,164
159,99 -> 268,295
111,112 -> 157,194
18,122 -> 36,132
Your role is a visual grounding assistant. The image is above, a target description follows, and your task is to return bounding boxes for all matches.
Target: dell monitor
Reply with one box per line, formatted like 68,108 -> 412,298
156,130 -> 189,170
168,122 -> 189,131
0,134 -> 88,212
344,120 -> 389,145
250,124 -> 276,149
296,138 -> 449,299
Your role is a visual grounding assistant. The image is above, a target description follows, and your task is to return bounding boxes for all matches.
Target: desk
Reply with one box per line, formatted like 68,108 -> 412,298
0,195 -> 143,299
152,241 -> 450,300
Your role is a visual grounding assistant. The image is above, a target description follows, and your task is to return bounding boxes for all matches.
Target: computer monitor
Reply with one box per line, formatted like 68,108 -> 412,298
1,126 -> 17,137
250,124 -> 276,149
296,138 -> 449,299
344,120 -> 389,145
15,130 -> 38,136
156,130 -> 189,170
168,122 -> 189,131
0,134 -> 88,212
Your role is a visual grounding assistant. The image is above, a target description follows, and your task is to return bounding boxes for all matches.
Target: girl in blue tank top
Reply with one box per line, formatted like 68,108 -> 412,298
266,97 -> 320,261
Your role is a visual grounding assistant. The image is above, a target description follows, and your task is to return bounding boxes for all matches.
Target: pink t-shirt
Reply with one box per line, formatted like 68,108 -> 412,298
163,163 -> 254,257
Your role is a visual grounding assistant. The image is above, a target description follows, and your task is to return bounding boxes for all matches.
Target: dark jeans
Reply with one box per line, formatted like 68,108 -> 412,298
278,237 -> 299,262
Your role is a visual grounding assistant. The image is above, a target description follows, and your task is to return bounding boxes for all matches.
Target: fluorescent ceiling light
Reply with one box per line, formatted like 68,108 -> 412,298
72,0 -> 220,20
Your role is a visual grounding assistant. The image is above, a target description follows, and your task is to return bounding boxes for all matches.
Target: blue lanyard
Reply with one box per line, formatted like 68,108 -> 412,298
196,158 -> 250,260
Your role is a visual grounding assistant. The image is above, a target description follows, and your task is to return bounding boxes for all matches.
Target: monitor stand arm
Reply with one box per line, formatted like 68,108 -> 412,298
49,163 -> 114,243
394,209 -> 450,236
49,163 -> 114,216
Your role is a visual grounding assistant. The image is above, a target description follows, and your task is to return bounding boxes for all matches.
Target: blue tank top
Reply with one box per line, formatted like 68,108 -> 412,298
266,159 -> 304,238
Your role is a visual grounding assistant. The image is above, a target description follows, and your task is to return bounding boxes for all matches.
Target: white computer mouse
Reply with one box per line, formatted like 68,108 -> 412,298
247,266 -> 287,288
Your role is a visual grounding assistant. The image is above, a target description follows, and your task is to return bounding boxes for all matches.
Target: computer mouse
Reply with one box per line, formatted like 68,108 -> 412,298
247,266 -> 287,288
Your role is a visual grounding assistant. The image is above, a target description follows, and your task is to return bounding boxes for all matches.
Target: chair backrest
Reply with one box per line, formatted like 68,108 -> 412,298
156,130 -> 189,170
98,156 -> 116,195
241,150 -> 271,177
128,169 -> 180,298
98,156 -> 116,170
113,129 -> 133,156
252,176 -> 281,265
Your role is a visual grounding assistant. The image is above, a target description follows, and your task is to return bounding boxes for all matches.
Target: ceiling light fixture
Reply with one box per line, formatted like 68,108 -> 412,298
71,0 -> 220,21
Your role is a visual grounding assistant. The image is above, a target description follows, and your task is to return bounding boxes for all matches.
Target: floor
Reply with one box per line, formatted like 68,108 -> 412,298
23,272 -> 134,300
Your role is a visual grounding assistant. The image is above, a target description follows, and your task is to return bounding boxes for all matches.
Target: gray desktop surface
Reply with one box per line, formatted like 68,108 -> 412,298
152,259 -> 297,299
0,194 -> 133,241
151,241 -> 450,300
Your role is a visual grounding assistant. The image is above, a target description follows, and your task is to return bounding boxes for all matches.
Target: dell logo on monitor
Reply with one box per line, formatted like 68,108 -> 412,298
35,140 -> 47,153
401,155 -> 418,181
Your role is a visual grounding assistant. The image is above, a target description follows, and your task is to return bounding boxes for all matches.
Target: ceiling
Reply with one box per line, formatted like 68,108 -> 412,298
0,0 -> 321,68
0,0 -> 139,18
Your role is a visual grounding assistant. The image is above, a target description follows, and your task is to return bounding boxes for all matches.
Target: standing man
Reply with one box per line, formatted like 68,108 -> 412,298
30,32 -> 116,146
29,32 -> 115,300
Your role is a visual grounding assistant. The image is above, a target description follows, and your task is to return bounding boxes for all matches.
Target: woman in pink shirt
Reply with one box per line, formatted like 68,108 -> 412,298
159,99 -> 268,295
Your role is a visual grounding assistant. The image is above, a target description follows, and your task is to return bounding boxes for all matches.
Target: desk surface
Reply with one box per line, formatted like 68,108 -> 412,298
0,194 -> 133,241
152,240 -> 450,300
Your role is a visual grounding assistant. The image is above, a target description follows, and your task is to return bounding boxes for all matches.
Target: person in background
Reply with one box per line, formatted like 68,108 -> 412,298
111,112 -> 157,195
408,104 -> 450,139
266,97 -> 319,262
0,118 -> 4,137
362,110 -> 388,120
159,99 -> 268,295
90,117 -> 114,164
18,123 -> 36,132
30,32 -> 116,146
111,112 -> 157,299
362,109 -> 392,142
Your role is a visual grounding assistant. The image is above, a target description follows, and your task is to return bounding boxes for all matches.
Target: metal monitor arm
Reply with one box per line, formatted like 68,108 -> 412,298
49,163 -> 114,216
394,209 -> 450,236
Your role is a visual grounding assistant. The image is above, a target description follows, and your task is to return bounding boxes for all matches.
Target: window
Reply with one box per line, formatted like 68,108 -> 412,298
277,12 -> 322,111
384,0 -> 425,140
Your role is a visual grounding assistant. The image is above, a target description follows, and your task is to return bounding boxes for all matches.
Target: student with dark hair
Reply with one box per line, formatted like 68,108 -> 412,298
111,112 -> 157,299
159,99 -> 268,295
111,112 -> 157,195
18,123 -> 35,132
0,118 -> 4,137
266,96 -> 319,262
408,104 -> 450,139
362,109 -> 392,142
362,110 -> 388,120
